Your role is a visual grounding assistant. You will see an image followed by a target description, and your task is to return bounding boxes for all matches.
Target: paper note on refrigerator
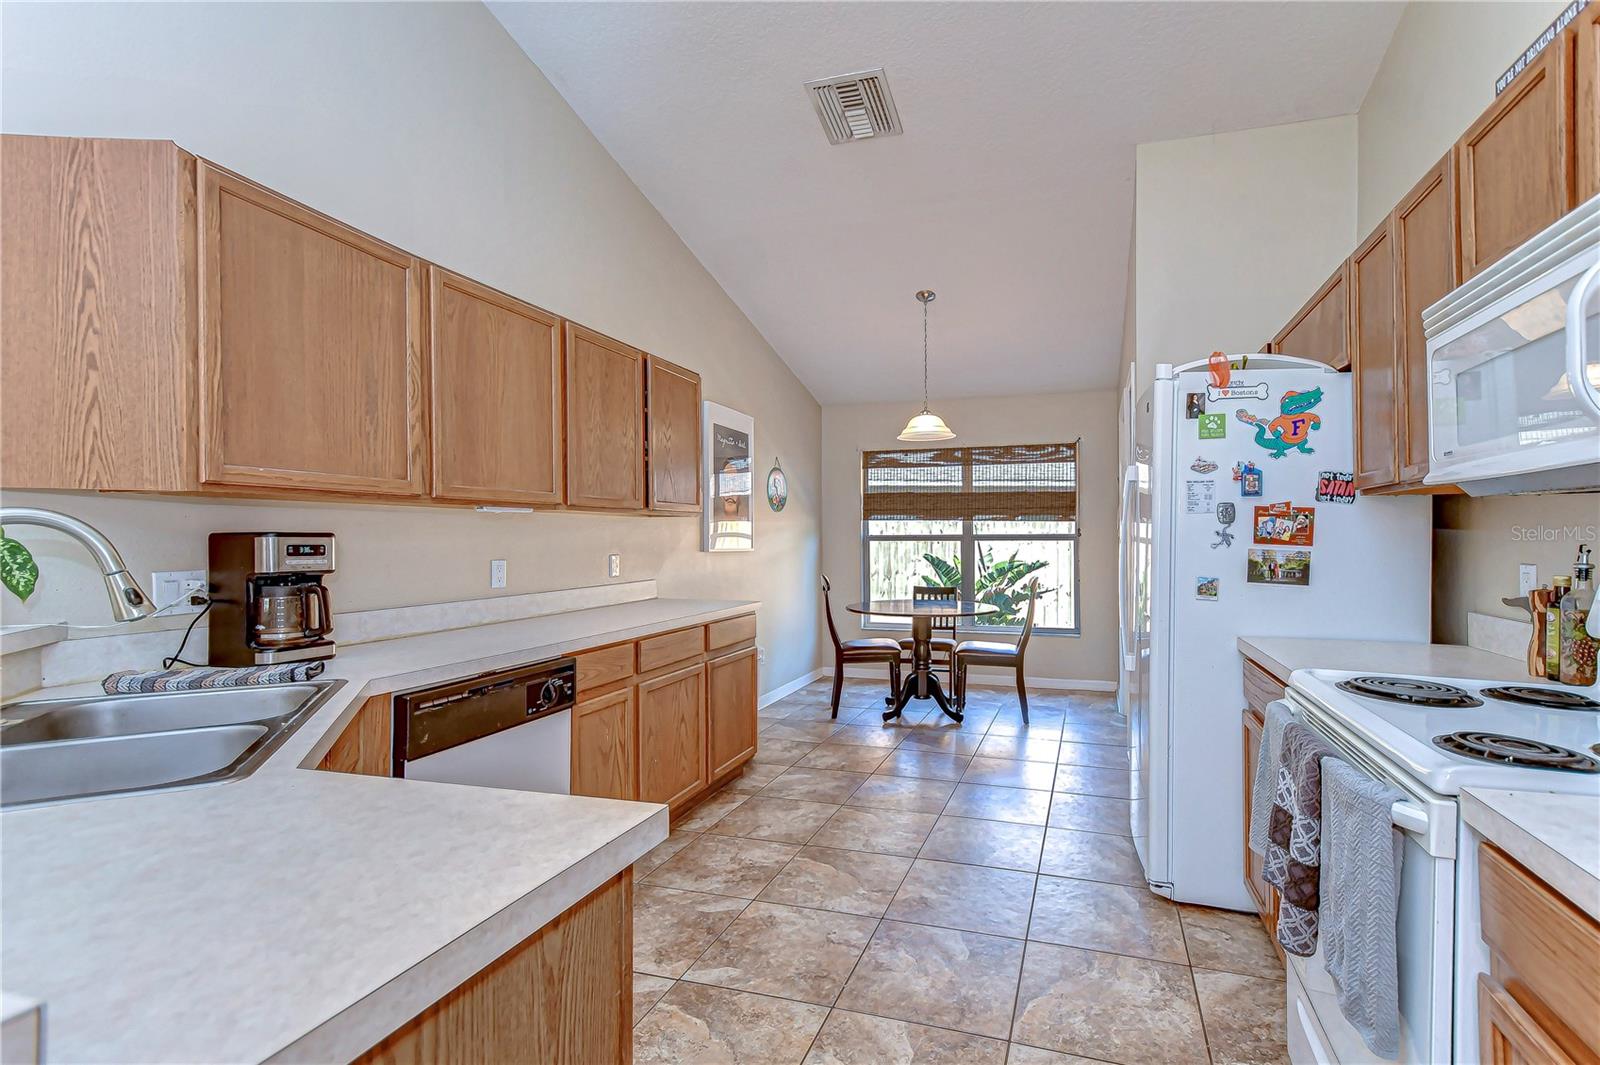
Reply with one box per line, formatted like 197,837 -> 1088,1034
1184,480 -> 1216,514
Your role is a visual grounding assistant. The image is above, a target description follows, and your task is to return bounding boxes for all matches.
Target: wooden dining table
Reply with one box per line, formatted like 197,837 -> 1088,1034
846,598 -> 999,722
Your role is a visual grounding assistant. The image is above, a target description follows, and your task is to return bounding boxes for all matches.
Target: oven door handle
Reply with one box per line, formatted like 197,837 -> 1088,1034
1390,800 -> 1429,834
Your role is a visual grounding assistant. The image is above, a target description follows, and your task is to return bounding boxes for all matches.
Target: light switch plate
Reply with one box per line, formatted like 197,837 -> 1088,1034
608,554 -> 621,578
490,560 -> 507,589
1518,563 -> 1538,598
151,570 -> 207,614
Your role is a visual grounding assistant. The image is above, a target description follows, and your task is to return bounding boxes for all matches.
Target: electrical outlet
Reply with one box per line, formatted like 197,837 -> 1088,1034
490,559 -> 507,589
1519,563 -> 1538,598
608,553 -> 621,578
757,646 -> 766,664
151,570 -> 207,614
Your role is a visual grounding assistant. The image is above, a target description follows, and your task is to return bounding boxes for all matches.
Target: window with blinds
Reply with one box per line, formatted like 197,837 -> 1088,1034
860,442 -> 1079,634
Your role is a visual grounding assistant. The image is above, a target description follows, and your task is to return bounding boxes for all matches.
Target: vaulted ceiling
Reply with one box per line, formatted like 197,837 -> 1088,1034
491,2 -> 1404,404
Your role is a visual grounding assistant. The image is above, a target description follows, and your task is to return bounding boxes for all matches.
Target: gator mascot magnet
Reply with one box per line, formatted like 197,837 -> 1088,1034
1234,388 -> 1323,459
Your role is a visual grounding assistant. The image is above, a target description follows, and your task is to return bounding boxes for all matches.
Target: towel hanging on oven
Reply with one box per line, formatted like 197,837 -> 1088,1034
1264,720 -> 1335,956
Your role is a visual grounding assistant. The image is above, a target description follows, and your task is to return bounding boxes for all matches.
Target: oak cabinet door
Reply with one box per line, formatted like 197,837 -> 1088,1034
1272,262 -> 1351,369
1352,219 -> 1399,491
198,162 -> 426,495
565,323 -> 645,509
1458,37 -> 1575,279
1576,4 -> 1600,203
572,687 -> 636,801
646,356 -> 702,512
429,269 -> 563,504
1395,157 -> 1459,486
637,662 -> 707,809
707,646 -> 758,780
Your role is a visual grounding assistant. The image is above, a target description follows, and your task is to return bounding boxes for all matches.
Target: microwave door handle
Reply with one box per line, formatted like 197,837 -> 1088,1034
1565,259 -> 1600,419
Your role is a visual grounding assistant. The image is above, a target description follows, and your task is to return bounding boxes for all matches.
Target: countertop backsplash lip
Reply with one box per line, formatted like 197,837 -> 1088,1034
1,593 -> 767,1065
1236,634 -> 1535,684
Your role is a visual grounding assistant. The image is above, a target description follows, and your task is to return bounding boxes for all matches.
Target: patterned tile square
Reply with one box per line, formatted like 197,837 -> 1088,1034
642,834 -> 800,898
1004,1045 -> 1103,1064
1038,828 -> 1144,887
846,773 -> 957,814
798,743 -> 892,774
1051,763 -> 1134,799
1055,741 -> 1131,770
1046,792 -> 1133,835
764,719 -> 849,743
963,756 -> 1058,790
896,729 -> 985,756
1011,941 -> 1206,1065
1179,905 -> 1283,979
885,858 -> 1036,938
684,901 -> 877,1005
877,748 -> 974,781
752,738 -> 822,766
945,783 -> 1052,826
1057,720 -> 1128,746
764,766 -> 871,803
723,761 -> 787,794
633,829 -> 701,881
756,845 -> 913,917
974,733 -> 1062,763
634,981 -> 828,1065
827,724 -> 907,749
836,920 -> 1025,1040
676,790 -> 750,831
632,972 -> 674,1026
1193,967 -> 1290,1064
633,885 -> 749,977
809,806 -> 939,858
708,795 -> 841,844
1027,875 -> 1187,964
803,1010 -> 1008,1065
918,815 -> 1045,872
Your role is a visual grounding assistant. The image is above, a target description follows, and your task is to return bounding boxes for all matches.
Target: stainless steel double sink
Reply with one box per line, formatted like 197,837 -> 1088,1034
0,681 -> 344,809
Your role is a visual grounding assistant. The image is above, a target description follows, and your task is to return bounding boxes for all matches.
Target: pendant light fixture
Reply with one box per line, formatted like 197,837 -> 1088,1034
897,289 -> 956,442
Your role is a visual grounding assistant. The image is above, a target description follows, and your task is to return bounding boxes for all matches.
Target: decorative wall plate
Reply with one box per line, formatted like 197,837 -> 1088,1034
766,459 -> 788,512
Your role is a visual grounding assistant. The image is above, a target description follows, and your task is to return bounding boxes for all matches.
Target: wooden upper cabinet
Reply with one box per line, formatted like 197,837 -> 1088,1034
1273,261 -> 1351,369
1395,156 -> 1459,486
636,661 -> 707,809
564,323 -> 645,510
1,135 -> 198,492
645,356 -> 702,513
1458,35 -> 1575,279
1351,219 -> 1400,490
1577,3 -> 1600,203
572,687 -> 636,801
198,162 -> 427,495
429,269 -> 563,505
707,644 -> 758,781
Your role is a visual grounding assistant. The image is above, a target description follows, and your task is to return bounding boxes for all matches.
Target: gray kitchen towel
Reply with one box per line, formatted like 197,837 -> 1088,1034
1264,721 -> 1336,956
103,661 -> 325,694
1320,756 -> 1407,1060
1249,700 -> 1296,856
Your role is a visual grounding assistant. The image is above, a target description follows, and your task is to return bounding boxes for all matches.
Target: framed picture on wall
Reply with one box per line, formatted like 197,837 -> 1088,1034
703,402 -> 754,552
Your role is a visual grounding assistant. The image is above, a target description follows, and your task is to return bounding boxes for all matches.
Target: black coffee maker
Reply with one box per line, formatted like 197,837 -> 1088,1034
207,533 -> 337,666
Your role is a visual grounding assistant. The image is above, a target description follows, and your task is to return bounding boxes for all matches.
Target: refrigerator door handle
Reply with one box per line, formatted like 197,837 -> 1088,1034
1117,464 -> 1138,672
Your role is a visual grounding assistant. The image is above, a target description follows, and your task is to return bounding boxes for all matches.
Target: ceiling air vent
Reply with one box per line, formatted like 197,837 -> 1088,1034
805,68 -> 902,145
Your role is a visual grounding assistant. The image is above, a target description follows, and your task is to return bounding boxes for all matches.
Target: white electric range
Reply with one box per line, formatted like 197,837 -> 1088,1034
1282,668 -> 1600,1065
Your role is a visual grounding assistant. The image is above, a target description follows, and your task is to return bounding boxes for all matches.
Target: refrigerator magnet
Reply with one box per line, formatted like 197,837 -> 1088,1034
1185,393 -> 1207,419
1190,456 -> 1219,474
1204,381 -> 1269,403
1184,480 -> 1216,514
1232,461 -> 1263,497
1198,413 -> 1226,439
1252,501 -> 1315,546
1247,547 -> 1311,587
1195,576 -> 1220,601
1212,502 -> 1236,548
1233,387 -> 1324,459
1316,471 -> 1356,504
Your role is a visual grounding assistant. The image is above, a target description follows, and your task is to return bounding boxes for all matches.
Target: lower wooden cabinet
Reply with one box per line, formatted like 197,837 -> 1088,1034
355,872 -> 632,1065
1240,657 -> 1285,958
637,661 -> 708,810
708,645 -> 758,780
572,687 -> 636,801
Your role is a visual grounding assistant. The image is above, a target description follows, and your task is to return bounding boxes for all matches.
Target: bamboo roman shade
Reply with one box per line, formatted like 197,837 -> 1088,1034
862,443 -> 1078,522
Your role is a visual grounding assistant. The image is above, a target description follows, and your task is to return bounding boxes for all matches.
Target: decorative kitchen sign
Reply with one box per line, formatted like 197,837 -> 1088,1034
1198,413 -> 1227,440
1212,502 -> 1237,549
1235,387 -> 1323,459
703,402 -> 754,552
1315,471 -> 1356,504
1185,480 -> 1216,515
1252,501 -> 1315,547
1190,456 -> 1218,474
1185,393 -> 1207,419
1496,0 -> 1588,94
1233,461 -> 1263,497
1195,576 -> 1220,601
766,458 -> 788,512
1248,548 -> 1311,587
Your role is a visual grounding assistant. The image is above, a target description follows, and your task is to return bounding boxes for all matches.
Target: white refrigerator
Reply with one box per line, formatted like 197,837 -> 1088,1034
1119,355 -> 1432,910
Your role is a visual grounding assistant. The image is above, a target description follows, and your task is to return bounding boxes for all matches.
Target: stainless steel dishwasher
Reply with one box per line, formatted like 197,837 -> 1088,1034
392,658 -> 576,794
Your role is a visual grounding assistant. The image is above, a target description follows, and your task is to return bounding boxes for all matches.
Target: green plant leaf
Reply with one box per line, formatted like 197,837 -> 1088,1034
0,528 -> 39,602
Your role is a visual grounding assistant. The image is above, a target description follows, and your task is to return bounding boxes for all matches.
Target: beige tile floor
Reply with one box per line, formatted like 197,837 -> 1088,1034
632,677 -> 1287,1065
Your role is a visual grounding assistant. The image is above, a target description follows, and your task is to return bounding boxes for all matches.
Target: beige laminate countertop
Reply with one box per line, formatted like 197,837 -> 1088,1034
1236,636 -> 1535,684
0,596 -> 758,1064
1461,788 -> 1600,921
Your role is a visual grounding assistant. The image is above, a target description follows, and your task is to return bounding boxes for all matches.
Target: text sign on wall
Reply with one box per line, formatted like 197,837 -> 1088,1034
1497,0 -> 1590,94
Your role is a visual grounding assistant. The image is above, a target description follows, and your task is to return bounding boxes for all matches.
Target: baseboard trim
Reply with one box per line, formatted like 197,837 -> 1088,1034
760,667 -> 828,708
832,665 -> 1115,693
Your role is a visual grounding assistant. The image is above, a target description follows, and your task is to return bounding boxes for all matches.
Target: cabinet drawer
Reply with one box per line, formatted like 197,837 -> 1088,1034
638,627 -> 705,674
575,643 -> 636,693
707,614 -> 757,652
1242,657 -> 1287,717
1479,843 -> 1600,1057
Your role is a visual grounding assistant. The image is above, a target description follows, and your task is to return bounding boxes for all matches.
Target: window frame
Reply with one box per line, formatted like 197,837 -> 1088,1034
858,446 -> 1081,638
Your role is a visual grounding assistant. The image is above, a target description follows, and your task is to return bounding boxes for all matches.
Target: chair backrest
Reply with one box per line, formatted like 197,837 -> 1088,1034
820,574 -> 843,650
1015,578 -> 1041,655
913,584 -> 958,635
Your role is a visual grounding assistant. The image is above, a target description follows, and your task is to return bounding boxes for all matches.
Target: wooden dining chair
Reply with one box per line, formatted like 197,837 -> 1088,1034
821,575 -> 903,718
900,584 -> 959,689
953,578 -> 1039,722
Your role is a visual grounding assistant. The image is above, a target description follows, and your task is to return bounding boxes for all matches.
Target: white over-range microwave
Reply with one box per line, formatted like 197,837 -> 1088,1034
1423,194 -> 1600,494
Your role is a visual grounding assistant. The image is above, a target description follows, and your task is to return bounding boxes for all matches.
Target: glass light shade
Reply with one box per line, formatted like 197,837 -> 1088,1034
897,410 -> 956,442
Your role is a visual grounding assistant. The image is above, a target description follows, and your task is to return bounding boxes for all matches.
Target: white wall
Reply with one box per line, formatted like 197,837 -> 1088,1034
1133,115 -> 1358,387
819,392 -> 1119,688
1356,0 -> 1567,235
0,2 -> 822,692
